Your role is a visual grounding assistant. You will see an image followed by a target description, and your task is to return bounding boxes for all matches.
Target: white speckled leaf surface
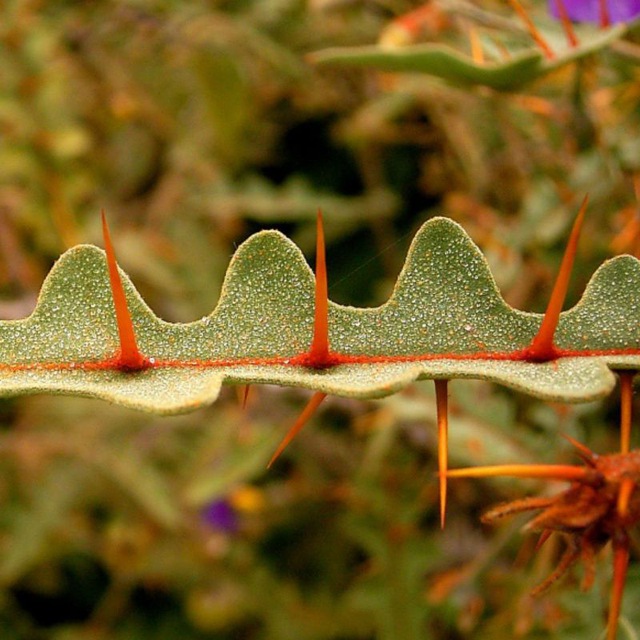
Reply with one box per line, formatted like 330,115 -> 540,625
1,217 -> 639,413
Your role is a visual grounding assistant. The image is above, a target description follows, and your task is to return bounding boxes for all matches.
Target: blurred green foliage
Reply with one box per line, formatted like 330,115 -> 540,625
2,0 -> 640,638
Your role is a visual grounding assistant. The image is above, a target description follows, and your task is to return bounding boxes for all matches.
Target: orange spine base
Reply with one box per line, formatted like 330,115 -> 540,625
518,196 -> 588,363
101,212 -> 149,372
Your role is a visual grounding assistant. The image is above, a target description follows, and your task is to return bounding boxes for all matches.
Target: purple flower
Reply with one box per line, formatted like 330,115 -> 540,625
202,499 -> 238,533
549,0 -> 640,24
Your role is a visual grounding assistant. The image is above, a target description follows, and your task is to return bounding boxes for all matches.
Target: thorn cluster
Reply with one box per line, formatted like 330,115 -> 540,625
447,373 -> 638,640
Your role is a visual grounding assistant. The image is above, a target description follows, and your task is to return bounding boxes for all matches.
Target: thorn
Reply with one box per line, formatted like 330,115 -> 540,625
617,477 -> 635,519
555,0 -> 578,47
468,24 -> 484,64
607,531 -> 629,640
447,463 -> 592,482
524,196 -> 588,362
507,0 -> 555,59
599,0 -> 611,28
307,210 -> 331,368
101,211 -> 148,371
267,392 -> 326,468
235,385 -> 251,409
435,379 -> 449,529
619,372 -> 634,454
535,529 -> 553,551
560,432 -> 597,465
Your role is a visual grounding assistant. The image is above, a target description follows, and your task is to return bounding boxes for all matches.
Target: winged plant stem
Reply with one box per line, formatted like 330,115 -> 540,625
101,212 -> 149,371
520,196 -> 588,362
268,211 -> 329,466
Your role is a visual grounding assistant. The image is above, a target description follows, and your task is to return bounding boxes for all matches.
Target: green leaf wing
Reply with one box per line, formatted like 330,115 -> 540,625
1,217 -> 638,412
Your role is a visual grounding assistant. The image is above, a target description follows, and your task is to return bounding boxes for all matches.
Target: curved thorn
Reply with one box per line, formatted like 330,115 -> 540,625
435,379 -> 449,529
101,211 -> 148,371
308,210 -> 329,366
447,464 -> 591,482
607,532 -> 629,640
268,392 -> 326,468
619,372 -> 634,454
525,196 -> 588,361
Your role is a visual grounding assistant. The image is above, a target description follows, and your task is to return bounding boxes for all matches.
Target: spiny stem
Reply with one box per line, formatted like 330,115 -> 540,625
599,0 -> 611,28
524,196 -> 588,362
555,0 -> 578,47
267,392 -> 326,468
308,210 -> 330,366
507,0 -> 554,59
447,463 -> 591,482
619,372 -> 634,454
607,532 -> 629,640
435,379 -> 449,529
101,211 -> 148,371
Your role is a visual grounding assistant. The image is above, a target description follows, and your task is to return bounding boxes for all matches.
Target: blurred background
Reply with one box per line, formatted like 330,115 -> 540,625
1,0 -> 640,638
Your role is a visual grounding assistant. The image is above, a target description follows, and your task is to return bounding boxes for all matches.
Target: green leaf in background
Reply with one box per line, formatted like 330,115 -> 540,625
309,22 -> 629,91
0,217 -> 639,413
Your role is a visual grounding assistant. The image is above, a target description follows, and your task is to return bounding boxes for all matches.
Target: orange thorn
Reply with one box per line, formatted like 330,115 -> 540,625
235,385 -> 251,409
619,372 -> 634,454
468,25 -> 485,64
435,379 -> 449,529
267,392 -> 326,468
308,210 -> 330,367
525,196 -> 588,362
617,477 -> 635,519
101,211 -> 148,371
607,532 -> 629,640
507,0 -> 555,59
555,0 -> 578,47
599,0 -> 611,28
447,463 -> 592,482
560,433 -> 597,465
535,529 -> 553,551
